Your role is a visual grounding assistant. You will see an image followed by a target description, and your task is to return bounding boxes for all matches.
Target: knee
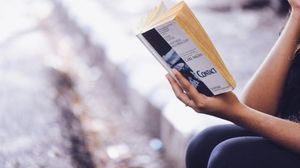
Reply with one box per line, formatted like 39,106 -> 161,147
207,141 -> 231,168
186,126 -> 222,156
207,138 -> 241,168
186,125 -> 228,167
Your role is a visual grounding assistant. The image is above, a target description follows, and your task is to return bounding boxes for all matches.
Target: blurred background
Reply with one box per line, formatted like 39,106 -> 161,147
0,0 -> 291,167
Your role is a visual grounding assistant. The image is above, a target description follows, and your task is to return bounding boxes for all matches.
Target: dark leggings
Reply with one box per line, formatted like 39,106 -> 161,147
186,124 -> 300,168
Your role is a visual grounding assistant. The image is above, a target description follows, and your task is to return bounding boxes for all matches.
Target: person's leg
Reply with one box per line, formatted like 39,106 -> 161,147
208,136 -> 300,168
185,124 -> 256,168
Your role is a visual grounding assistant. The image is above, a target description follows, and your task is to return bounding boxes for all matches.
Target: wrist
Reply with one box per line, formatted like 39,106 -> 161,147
224,101 -> 246,122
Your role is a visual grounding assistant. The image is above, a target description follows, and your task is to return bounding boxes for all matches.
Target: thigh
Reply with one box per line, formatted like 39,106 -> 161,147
208,136 -> 300,168
186,124 -> 256,168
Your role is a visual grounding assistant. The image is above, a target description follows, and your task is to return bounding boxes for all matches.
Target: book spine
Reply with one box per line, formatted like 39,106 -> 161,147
136,33 -> 174,76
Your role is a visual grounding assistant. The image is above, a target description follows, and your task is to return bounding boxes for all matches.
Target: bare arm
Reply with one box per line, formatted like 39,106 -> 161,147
241,11 -> 300,116
167,71 -> 300,153
232,103 -> 300,153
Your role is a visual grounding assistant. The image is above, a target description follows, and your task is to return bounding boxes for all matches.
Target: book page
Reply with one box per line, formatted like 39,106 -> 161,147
163,0 -> 177,9
137,1 -> 167,32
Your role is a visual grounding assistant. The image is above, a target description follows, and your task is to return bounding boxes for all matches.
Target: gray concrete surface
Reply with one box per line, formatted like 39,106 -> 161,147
46,2 -> 173,167
0,27 -> 74,168
0,0 -> 171,167
0,1 -> 94,167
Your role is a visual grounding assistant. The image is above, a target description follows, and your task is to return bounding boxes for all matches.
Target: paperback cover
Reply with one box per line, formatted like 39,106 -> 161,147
137,1 -> 236,96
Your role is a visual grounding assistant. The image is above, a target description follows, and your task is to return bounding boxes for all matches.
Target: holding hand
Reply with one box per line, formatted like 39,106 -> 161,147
166,69 -> 242,120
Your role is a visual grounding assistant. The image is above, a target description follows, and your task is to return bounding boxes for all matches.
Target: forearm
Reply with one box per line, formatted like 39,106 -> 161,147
168,67 -> 300,153
230,102 -> 300,154
241,13 -> 300,115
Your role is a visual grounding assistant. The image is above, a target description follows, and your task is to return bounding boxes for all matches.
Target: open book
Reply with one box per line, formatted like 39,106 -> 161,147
136,1 -> 236,96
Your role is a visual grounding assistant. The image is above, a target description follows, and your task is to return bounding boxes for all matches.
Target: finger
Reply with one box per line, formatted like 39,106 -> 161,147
172,69 -> 207,101
166,74 -> 196,107
166,73 -> 187,99
185,98 -> 197,108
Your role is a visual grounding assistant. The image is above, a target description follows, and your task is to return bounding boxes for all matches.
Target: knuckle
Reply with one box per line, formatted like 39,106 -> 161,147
182,78 -> 189,85
186,84 -> 193,91
178,78 -> 184,85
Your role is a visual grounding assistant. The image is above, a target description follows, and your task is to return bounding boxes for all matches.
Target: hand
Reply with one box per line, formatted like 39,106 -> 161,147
166,70 -> 242,120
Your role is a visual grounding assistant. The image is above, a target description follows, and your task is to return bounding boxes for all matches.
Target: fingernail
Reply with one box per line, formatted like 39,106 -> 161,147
172,69 -> 178,74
